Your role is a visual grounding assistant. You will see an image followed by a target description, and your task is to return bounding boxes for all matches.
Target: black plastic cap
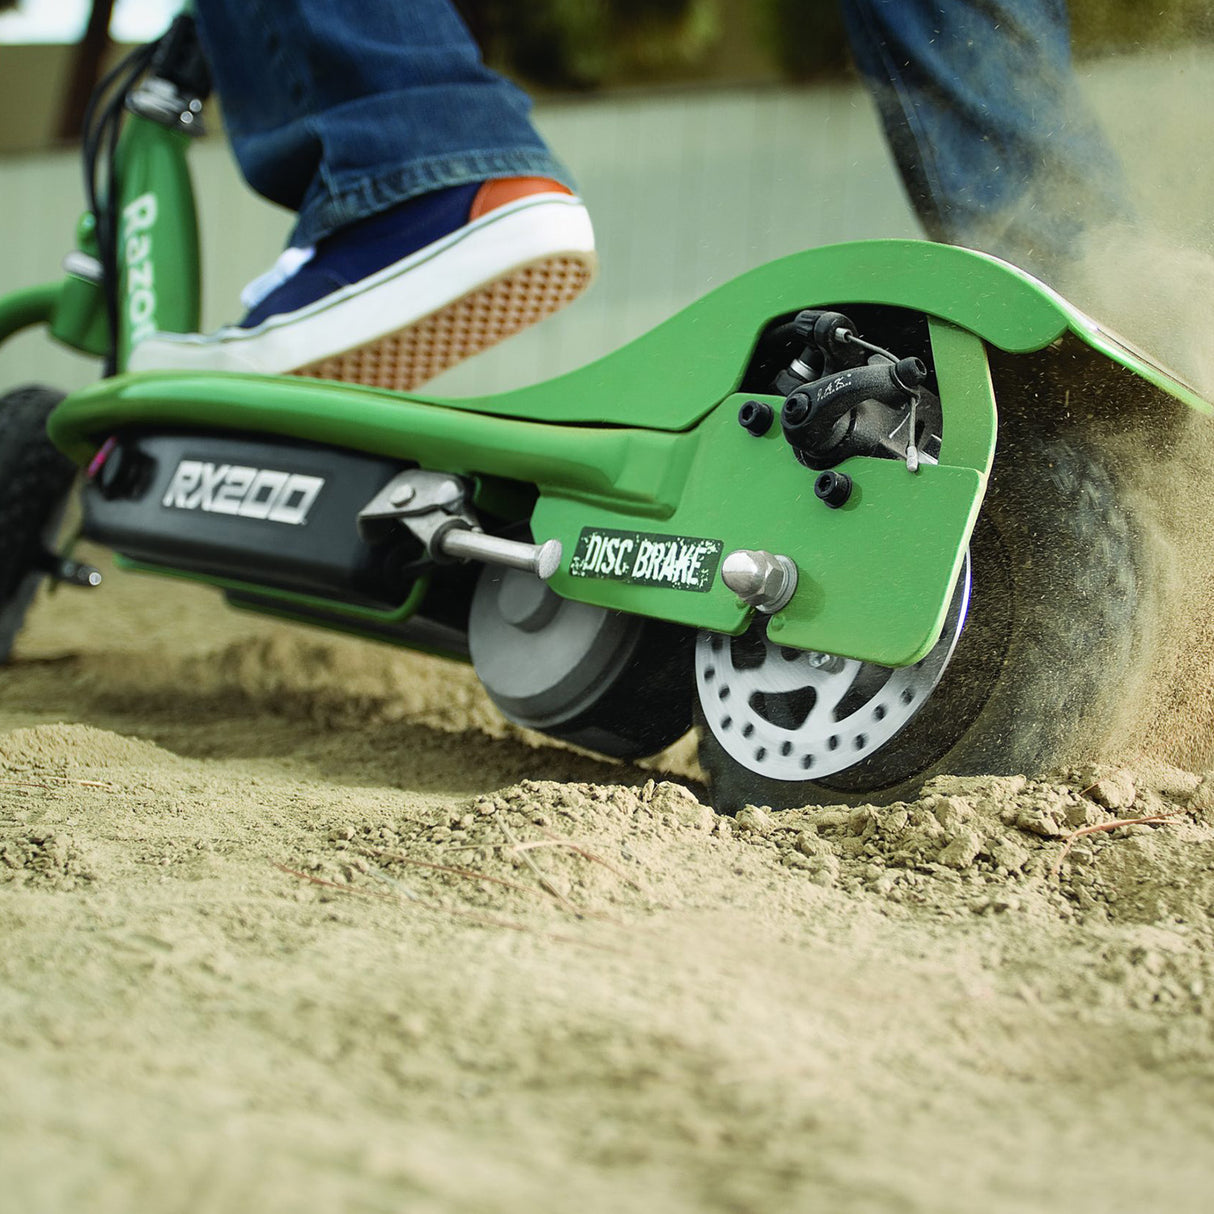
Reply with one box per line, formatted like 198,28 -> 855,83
814,470 -> 853,509
737,399 -> 774,436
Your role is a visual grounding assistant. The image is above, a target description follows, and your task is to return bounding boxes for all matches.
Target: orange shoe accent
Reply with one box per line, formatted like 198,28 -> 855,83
468,176 -> 574,222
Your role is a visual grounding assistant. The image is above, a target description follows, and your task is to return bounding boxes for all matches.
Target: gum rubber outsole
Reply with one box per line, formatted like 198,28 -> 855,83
292,254 -> 594,391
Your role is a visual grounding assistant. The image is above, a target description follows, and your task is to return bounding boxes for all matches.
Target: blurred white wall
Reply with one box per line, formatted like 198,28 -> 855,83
2,47 -> 1212,399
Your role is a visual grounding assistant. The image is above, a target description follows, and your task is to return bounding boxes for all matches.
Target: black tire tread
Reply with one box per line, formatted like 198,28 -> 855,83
0,385 -> 76,662
699,425 -> 1140,811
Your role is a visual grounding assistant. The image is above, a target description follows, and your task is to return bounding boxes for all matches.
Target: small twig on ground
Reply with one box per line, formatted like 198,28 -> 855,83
275,863 -> 406,904
534,824 -> 653,895
446,839 -> 564,854
362,866 -> 425,902
358,843 -> 621,924
445,829 -> 651,897
1051,811 -> 1187,879
500,818 -> 587,917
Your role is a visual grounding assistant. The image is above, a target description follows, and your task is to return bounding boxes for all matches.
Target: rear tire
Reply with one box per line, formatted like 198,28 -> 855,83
0,386 -> 76,663
469,564 -> 694,759
698,426 -> 1139,811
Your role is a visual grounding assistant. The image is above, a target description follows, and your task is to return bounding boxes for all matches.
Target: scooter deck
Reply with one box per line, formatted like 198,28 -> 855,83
39,240 -> 1210,670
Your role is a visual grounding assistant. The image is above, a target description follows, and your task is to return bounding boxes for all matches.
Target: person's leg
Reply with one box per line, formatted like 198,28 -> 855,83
839,0 -> 1132,282
132,0 -> 595,390
192,0 -> 573,247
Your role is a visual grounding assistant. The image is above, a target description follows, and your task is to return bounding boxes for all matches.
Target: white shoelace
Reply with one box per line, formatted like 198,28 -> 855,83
239,245 -> 317,312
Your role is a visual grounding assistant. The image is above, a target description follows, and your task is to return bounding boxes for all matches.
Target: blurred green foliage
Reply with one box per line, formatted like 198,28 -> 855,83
760,0 -> 1214,82
754,0 -> 851,82
1070,0 -> 1214,52
457,0 -> 1213,91
454,0 -> 721,90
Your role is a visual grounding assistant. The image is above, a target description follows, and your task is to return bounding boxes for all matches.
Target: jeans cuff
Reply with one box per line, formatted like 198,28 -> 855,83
291,149 -> 577,246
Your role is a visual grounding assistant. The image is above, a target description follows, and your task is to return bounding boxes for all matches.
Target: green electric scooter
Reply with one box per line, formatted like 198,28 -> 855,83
1,17 -> 1208,811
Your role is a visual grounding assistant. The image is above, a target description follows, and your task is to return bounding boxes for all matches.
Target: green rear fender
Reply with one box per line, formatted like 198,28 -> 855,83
428,239 -> 1212,430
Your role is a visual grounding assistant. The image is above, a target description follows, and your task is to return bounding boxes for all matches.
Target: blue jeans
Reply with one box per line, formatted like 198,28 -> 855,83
195,0 -> 1131,278
841,0 -> 1132,278
193,0 -> 573,247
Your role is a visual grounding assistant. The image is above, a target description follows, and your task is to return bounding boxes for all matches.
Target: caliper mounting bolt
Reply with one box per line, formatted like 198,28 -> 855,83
737,399 -> 774,437
782,391 -> 811,427
814,470 -> 853,509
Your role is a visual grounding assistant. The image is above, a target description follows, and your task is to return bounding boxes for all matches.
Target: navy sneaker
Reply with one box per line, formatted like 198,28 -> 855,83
129,177 -> 596,391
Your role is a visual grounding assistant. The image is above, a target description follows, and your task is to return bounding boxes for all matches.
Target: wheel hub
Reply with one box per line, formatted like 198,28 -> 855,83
695,553 -> 971,782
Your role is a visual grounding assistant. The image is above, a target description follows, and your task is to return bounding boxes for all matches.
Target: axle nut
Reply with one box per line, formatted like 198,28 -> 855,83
814,470 -> 853,509
721,549 -> 798,614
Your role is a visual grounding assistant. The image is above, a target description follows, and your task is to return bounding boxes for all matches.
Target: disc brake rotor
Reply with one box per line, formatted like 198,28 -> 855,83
696,552 -> 971,782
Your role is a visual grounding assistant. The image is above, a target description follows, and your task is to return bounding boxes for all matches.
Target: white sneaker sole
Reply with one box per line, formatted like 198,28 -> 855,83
129,193 -> 597,392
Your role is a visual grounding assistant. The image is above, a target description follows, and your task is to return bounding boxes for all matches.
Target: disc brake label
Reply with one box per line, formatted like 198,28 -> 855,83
570,527 -> 722,592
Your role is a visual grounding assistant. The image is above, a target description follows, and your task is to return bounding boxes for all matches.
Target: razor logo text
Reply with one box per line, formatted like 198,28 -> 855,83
162,460 -> 325,525
123,193 -> 159,346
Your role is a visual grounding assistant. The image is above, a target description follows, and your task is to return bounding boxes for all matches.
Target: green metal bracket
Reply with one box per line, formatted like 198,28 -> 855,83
535,318 -> 995,666
0,283 -> 62,346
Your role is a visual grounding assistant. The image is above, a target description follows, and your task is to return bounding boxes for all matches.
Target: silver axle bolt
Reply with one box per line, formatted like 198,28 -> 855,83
720,549 -> 798,613
437,528 -> 563,581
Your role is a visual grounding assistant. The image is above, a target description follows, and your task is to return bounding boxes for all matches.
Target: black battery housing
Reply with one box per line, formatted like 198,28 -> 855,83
82,431 -> 419,607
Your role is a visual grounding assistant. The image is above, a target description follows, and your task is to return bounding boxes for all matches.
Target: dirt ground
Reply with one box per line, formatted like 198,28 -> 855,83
3,545 -> 1214,1214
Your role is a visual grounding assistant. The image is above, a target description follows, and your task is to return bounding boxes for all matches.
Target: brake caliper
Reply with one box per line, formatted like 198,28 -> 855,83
761,309 -> 941,474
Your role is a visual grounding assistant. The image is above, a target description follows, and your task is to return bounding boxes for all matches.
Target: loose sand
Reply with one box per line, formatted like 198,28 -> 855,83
4,548 -> 1214,1213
